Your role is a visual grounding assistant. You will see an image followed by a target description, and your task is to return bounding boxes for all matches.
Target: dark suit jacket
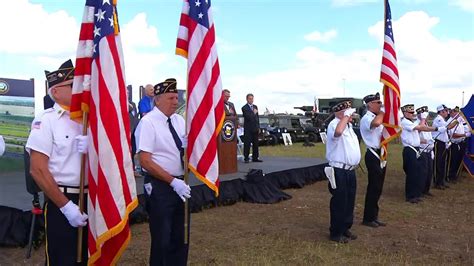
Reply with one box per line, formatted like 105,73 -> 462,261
224,101 -> 236,117
128,101 -> 139,133
241,104 -> 259,133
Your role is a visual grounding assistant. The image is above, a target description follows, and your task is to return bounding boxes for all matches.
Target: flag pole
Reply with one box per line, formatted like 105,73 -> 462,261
77,112 -> 88,263
184,82 -> 189,245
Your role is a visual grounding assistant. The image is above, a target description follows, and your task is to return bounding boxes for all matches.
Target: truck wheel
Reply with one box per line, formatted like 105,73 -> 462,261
268,135 -> 278,146
308,132 -> 318,142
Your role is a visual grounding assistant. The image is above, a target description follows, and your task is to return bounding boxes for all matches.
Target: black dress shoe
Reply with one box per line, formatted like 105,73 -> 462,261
244,159 -> 250,163
343,230 -> 358,240
406,198 -> 418,204
252,159 -> 263,162
362,221 -> 379,228
330,235 -> 349,243
374,220 -> 387,226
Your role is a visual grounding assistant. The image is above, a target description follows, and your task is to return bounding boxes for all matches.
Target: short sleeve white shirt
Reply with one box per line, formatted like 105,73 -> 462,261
326,117 -> 361,166
432,115 -> 449,142
400,117 -> 420,147
360,110 -> 383,149
447,117 -> 465,143
25,104 -> 83,186
135,107 -> 185,176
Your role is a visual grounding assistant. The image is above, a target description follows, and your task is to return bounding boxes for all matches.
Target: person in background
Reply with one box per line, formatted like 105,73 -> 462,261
416,106 -> 435,197
138,84 -> 155,118
241,93 -> 262,163
447,106 -> 468,183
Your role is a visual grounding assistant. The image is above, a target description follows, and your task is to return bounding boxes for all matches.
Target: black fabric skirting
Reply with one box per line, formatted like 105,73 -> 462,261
0,163 -> 327,247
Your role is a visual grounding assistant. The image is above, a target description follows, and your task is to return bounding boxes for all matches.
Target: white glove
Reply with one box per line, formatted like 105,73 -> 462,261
75,135 -> 88,154
60,200 -> 88,227
170,178 -> 191,202
420,112 -> 428,119
343,108 -> 356,117
437,126 -> 447,133
181,136 -> 188,149
466,131 -> 471,137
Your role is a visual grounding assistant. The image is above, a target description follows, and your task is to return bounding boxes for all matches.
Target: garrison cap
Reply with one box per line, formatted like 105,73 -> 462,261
436,104 -> 448,112
416,106 -> 428,114
45,59 -> 74,89
363,92 -> 380,104
154,78 -> 177,96
401,104 -> 415,113
331,99 -> 352,112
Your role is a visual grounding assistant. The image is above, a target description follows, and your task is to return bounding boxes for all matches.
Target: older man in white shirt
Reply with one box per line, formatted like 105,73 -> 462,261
325,99 -> 360,243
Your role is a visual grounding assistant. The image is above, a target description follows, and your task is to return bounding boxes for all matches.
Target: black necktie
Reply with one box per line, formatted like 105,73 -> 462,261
167,117 -> 184,169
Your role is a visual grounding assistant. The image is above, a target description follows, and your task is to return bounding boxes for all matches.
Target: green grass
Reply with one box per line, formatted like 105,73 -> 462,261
0,122 -> 30,138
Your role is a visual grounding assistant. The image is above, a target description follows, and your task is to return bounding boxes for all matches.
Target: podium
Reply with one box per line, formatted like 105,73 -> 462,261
218,117 -> 238,174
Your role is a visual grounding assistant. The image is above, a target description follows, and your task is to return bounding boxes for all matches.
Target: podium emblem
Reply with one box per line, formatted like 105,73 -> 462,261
222,119 -> 235,141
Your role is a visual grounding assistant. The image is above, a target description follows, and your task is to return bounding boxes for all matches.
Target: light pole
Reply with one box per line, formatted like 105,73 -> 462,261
462,91 -> 464,106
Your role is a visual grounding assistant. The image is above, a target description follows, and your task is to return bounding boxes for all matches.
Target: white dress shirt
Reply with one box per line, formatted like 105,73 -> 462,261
135,107 -> 185,176
447,117 -> 465,144
360,110 -> 383,149
432,115 -> 449,142
400,117 -> 421,147
326,117 -> 361,166
25,103 -> 83,186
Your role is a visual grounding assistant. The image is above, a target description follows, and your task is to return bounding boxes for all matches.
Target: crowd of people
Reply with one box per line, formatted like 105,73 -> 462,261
325,94 -> 471,243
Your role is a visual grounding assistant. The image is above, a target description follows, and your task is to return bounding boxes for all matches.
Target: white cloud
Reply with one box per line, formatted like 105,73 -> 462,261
224,11 -> 473,113
304,29 -> 338,43
449,0 -> 474,12
332,0 -> 377,7
0,0 -> 79,56
216,37 -> 248,53
121,13 -> 160,49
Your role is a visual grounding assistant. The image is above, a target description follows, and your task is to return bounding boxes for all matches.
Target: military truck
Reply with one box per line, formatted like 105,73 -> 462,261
294,106 -> 331,142
237,115 -> 273,145
268,114 -> 308,142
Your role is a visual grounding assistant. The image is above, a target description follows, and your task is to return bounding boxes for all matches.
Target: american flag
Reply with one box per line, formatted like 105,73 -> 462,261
176,0 -> 224,195
70,0 -> 137,264
380,0 -> 401,160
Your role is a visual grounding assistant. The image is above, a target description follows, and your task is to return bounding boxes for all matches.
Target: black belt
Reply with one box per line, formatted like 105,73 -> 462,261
367,147 -> 381,154
58,185 -> 88,194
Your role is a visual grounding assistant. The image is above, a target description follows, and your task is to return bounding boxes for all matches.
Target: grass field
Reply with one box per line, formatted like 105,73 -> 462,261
2,142 -> 473,265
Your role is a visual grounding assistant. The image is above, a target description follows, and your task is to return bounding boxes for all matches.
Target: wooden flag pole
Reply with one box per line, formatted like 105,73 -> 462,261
77,112 -> 89,263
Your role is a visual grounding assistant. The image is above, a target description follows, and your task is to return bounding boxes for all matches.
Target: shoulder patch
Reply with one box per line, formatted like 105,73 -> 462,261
33,121 -> 41,129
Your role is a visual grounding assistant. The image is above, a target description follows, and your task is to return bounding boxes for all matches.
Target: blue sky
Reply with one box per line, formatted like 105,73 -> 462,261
0,0 -> 473,114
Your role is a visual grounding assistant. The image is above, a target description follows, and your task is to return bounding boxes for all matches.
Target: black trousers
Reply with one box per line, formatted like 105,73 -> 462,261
243,131 -> 259,160
402,147 -> 423,200
447,142 -> 463,181
145,176 -> 189,266
433,140 -> 447,186
328,168 -> 356,237
420,152 -> 433,194
363,149 -> 386,222
44,193 -> 88,266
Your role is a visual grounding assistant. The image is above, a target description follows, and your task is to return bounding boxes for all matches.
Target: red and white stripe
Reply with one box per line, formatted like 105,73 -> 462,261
176,0 -> 224,195
380,0 -> 401,160
71,2 -> 137,264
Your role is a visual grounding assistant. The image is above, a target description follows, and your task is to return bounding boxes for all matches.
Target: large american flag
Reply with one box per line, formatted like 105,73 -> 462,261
70,0 -> 137,264
176,0 -> 224,195
380,0 -> 401,160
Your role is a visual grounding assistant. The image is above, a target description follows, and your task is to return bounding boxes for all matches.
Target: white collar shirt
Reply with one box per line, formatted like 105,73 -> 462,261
360,110 -> 383,149
25,103 -> 84,186
326,117 -> 361,166
447,117 -> 465,143
431,115 -> 449,142
400,117 -> 420,147
419,129 -> 434,151
135,107 -> 185,176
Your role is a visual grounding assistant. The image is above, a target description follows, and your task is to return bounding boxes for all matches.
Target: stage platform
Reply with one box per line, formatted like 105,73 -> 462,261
0,156 -> 328,247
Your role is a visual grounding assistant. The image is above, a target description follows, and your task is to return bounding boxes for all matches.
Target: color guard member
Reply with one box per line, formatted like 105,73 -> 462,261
325,100 -> 360,243
26,59 -> 89,265
400,104 -> 444,203
136,78 -> 191,266
360,92 -> 387,228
